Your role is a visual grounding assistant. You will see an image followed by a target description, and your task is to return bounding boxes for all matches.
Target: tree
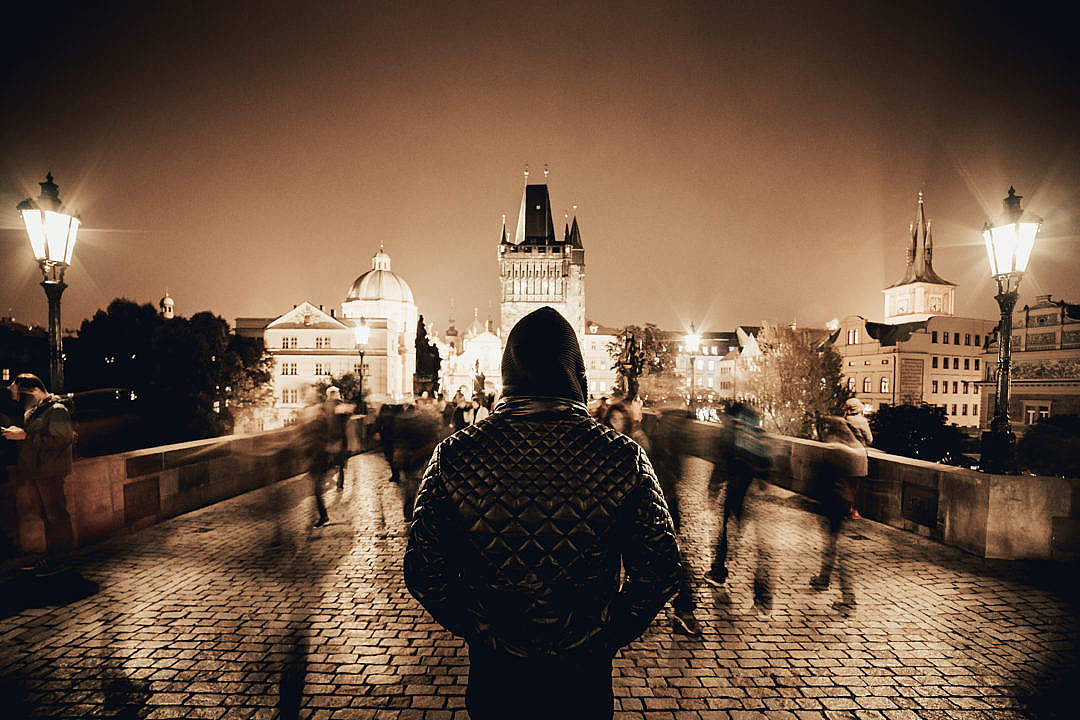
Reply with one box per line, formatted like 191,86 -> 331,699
70,298 -> 273,447
1016,415 -> 1080,478
868,403 -> 967,464
316,372 -> 366,406
738,322 -> 850,438
607,324 -> 675,402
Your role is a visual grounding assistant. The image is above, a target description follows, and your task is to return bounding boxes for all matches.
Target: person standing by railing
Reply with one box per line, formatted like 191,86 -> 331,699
2,374 -> 75,571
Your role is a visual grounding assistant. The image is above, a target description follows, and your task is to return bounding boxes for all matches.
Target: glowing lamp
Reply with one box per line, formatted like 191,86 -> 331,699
18,173 -> 79,267
982,187 -> 1041,278
353,317 -> 370,346
685,323 -> 701,354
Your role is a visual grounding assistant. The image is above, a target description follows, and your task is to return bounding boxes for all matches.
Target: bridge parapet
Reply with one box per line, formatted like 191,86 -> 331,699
2,415 -> 375,556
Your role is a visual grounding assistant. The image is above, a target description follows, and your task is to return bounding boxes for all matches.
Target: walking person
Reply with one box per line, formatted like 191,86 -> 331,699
299,387 -> 331,528
323,386 -> 351,490
842,398 -> 872,519
404,307 -> 681,720
391,403 -> 440,522
647,408 -> 704,636
810,416 -> 862,614
703,402 -> 773,615
2,374 -> 76,571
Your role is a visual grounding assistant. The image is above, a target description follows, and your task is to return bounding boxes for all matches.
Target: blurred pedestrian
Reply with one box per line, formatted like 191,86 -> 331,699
375,403 -> 404,484
323,386 -> 351,490
810,416 -> 862,614
299,387 -> 331,528
390,404 -> 441,521
842,398 -> 872,519
703,402 -> 773,615
472,397 -> 489,423
405,307 -> 680,720
647,408 -> 703,636
2,374 -> 76,570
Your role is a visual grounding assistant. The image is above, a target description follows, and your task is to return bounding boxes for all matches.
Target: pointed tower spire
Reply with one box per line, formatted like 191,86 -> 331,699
569,214 -> 582,248
499,213 -> 508,244
564,210 -> 570,241
513,165 -> 529,244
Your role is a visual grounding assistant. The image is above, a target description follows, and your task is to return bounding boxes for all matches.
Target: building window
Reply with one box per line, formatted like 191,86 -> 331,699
973,405 -> 978,418
943,332 -> 949,344
952,381 -> 958,394
951,404 -> 957,416
281,362 -> 297,376
932,356 -> 938,369
882,358 -> 889,364
862,376 -> 871,393
1,369 -> 7,381
1024,404 -> 1051,425
707,377 -> 714,387
314,362 -> 328,376
961,404 -> 968,416
931,380 -> 938,394
975,335 -> 981,347
281,336 -> 298,349
880,377 -> 889,393
964,358 -> 970,370
847,329 -> 859,345
954,332 -> 961,344
965,333 -> 971,346
282,388 -> 299,404
932,331 -> 938,343
975,359 -> 980,370
962,381 -> 968,394
847,377 -> 856,392
354,362 -> 364,374
953,358 -> 959,369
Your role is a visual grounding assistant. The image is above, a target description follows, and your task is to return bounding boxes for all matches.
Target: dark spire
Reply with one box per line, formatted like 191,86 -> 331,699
499,213 -> 509,244
569,216 -> 582,248
888,192 -> 953,288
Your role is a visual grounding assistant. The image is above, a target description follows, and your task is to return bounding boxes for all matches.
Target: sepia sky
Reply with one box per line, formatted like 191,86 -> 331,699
2,0 -> 1078,337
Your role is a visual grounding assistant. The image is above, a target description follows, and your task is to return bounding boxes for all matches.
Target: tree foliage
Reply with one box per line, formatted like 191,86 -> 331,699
1016,415 -> 1080,478
868,403 -> 967,465
738,322 -> 850,438
69,298 -> 273,446
607,324 -> 674,401
315,372 -> 366,406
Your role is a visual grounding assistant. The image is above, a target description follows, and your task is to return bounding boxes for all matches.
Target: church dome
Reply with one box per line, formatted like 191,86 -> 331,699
346,247 -> 414,304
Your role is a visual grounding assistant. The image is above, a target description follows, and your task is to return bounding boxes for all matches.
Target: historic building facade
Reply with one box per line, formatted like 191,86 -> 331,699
978,294 -> 1080,430
835,194 -> 995,426
242,247 -> 417,426
498,174 -> 586,339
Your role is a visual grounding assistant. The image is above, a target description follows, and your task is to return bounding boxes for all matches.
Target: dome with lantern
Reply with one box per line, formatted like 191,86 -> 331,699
345,246 -> 414,305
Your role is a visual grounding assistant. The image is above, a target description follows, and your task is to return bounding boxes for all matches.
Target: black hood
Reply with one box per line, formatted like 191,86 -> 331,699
501,307 -> 588,403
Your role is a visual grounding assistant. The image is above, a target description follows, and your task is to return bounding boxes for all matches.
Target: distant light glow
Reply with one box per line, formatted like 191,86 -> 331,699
353,320 -> 370,346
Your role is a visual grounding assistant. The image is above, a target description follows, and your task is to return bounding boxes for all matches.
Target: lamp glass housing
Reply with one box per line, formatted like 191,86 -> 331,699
353,322 -> 370,346
983,220 -> 1040,276
685,330 -> 701,354
22,208 -> 79,265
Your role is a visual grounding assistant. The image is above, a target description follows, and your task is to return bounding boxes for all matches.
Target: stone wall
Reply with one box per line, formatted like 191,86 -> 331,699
673,418 -> 1079,561
2,416 -> 377,555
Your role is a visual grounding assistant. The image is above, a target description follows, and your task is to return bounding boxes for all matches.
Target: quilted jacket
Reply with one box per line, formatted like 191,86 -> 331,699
404,395 -> 681,659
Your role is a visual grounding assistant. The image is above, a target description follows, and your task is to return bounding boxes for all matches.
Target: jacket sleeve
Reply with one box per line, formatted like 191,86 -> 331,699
37,404 -> 74,451
403,444 -> 472,638
606,447 -> 681,650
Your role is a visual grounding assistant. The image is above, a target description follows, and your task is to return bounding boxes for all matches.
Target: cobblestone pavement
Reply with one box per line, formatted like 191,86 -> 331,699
0,452 -> 1076,719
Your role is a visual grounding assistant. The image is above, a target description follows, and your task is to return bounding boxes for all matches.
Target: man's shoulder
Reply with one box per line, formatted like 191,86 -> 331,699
438,411 -> 642,461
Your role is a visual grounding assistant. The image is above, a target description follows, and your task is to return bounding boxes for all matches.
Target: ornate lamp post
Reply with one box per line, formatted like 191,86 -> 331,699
685,323 -> 701,415
353,316 -> 369,414
17,173 -> 80,393
979,187 -> 1042,473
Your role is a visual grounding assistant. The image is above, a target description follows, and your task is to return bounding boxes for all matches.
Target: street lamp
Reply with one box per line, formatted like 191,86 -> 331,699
353,316 -> 369,414
979,186 -> 1042,473
685,322 -> 701,415
17,173 -> 80,393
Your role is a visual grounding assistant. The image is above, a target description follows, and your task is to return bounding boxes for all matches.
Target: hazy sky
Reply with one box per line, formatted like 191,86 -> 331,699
2,0 -> 1078,337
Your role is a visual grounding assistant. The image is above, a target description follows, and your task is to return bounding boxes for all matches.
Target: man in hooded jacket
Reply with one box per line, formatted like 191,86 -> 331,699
404,307 -> 681,719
